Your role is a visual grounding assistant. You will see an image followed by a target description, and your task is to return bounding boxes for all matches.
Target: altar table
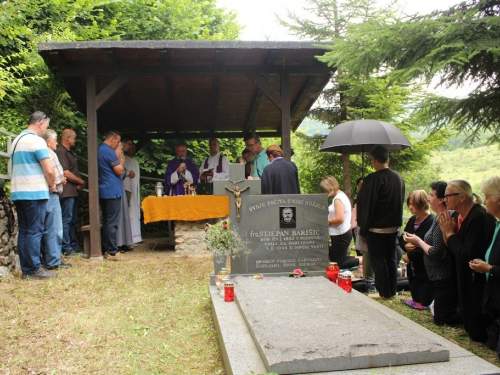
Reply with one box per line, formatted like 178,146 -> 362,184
142,195 -> 230,224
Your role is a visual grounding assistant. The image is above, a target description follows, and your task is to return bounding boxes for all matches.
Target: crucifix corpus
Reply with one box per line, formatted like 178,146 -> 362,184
225,182 -> 250,222
212,164 -> 261,225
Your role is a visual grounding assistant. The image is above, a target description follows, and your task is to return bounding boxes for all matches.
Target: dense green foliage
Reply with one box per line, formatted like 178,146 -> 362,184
280,0 -> 445,197
0,0 -> 241,183
319,0 -> 500,143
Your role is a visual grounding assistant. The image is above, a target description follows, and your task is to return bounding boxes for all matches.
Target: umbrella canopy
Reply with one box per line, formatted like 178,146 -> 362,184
320,119 -> 411,154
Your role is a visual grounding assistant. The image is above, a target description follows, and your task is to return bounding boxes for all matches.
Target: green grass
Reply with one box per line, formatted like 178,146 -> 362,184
1,236 -> 498,374
0,241 -> 223,375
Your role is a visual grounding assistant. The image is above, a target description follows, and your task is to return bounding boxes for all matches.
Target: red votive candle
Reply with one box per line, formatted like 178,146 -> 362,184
224,281 -> 234,302
326,262 -> 340,284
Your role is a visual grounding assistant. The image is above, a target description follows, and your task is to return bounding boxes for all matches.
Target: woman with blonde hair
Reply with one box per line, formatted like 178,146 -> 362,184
320,175 -> 361,269
439,179 -> 496,342
399,190 -> 435,308
404,181 -> 462,325
470,176 -> 500,358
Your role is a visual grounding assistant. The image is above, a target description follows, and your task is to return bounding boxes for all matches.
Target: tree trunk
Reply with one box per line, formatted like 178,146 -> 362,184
341,153 -> 351,200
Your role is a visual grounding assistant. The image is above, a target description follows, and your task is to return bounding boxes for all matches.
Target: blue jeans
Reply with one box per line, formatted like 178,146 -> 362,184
100,198 -> 121,255
60,197 -> 78,252
15,199 -> 48,274
42,194 -> 63,267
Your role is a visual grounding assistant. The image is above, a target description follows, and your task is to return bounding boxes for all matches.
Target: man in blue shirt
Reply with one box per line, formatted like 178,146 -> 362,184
98,130 -> 125,260
244,134 -> 269,179
11,111 -> 56,279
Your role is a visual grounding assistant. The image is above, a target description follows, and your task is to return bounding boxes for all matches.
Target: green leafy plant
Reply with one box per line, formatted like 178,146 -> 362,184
204,219 -> 249,258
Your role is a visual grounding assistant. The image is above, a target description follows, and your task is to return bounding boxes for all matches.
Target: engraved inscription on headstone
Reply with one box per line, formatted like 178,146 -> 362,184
231,194 -> 329,274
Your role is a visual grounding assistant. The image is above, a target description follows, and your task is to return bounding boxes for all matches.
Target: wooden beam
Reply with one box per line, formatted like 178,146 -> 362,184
58,65 -> 330,77
280,73 -> 291,162
95,75 -> 131,110
244,50 -> 279,134
86,75 -> 102,259
208,49 -> 224,133
124,131 -> 282,140
246,74 -> 282,110
290,76 -> 317,119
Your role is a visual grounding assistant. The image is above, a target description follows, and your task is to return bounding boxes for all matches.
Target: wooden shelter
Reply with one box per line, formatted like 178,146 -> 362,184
38,40 -> 333,258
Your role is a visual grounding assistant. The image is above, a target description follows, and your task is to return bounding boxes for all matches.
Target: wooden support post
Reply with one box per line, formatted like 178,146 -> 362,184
86,75 -> 102,258
280,72 -> 291,161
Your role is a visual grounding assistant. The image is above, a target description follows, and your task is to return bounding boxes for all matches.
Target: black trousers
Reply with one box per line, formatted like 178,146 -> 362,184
365,231 -> 398,298
330,231 -> 359,269
433,275 -> 462,326
408,268 -> 434,306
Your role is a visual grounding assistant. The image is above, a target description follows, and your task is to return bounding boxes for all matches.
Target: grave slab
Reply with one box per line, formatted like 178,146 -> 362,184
235,276 -> 449,374
210,278 -> 500,375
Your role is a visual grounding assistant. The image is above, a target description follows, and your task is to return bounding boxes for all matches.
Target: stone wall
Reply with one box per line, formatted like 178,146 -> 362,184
173,220 -> 210,255
0,197 -> 18,278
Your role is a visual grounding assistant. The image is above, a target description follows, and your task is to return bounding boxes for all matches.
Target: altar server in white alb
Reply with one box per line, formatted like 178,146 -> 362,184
124,140 -> 142,245
198,138 -> 229,183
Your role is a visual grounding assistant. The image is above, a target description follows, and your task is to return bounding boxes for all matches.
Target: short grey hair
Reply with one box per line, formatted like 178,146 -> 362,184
481,176 -> 500,202
29,111 -> 49,125
43,129 -> 57,141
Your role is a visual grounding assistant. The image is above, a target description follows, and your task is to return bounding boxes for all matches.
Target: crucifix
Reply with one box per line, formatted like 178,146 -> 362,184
213,164 -> 261,225
225,183 -> 250,222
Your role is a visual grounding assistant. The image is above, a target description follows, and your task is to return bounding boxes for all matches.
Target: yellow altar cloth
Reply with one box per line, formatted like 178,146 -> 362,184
142,196 -> 229,224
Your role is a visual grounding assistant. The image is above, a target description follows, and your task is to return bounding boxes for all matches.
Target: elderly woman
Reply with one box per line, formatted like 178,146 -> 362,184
470,176 -> 500,359
320,175 -> 361,269
403,182 -> 462,325
438,179 -> 496,342
399,190 -> 434,307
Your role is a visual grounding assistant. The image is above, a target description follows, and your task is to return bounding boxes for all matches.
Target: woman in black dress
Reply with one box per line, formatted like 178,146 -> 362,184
439,179 -> 496,342
399,190 -> 435,306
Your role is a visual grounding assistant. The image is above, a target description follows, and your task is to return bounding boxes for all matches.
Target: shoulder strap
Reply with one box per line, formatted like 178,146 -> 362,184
10,133 -> 30,156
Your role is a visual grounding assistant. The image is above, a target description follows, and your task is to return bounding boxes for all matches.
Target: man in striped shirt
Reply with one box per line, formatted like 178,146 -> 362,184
11,111 -> 56,279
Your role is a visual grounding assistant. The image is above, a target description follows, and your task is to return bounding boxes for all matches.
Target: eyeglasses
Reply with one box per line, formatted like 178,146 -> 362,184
444,193 -> 461,199
246,142 -> 257,147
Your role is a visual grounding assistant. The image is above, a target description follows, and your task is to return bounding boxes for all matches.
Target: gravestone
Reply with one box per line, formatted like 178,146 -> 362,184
213,164 -> 329,275
231,194 -> 329,274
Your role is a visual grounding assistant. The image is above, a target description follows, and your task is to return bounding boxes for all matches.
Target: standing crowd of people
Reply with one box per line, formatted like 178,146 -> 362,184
163,133 -> 300,196
10,112 -> 500,360
11,113 -> 143,275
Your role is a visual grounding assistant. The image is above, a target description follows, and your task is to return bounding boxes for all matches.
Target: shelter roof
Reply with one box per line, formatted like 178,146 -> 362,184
38,40 -> 332,140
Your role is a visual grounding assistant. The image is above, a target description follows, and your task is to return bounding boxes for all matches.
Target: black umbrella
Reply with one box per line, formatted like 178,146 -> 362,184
320,119 -> 411,176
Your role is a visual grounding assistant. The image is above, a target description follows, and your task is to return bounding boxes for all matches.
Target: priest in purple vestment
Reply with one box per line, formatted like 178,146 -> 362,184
164,144 -> 200,196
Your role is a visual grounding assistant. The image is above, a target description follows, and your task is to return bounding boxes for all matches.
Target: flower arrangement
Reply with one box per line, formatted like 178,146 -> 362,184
204,219 -> 250,258
289,268 -> 307,278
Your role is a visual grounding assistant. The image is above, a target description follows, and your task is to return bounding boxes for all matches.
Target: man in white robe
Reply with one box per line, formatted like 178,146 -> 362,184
124,142 -> 142,245
198,138 -> 229,182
